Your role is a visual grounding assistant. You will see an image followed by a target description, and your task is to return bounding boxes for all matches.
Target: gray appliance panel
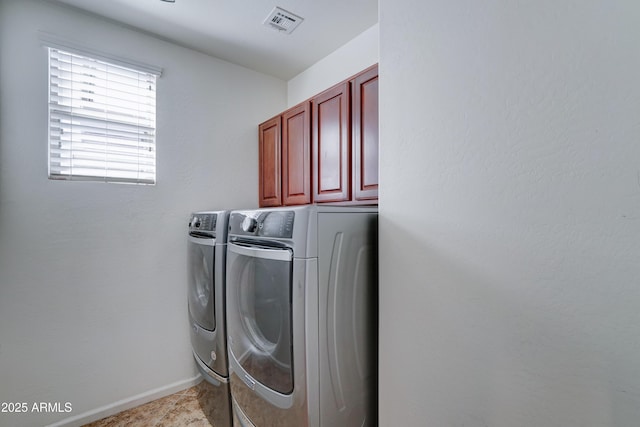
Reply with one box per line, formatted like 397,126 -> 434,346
226,206 -> 378,427
194,354 -> 233,427
316,210 -> 378,427
188,210 -> 230,378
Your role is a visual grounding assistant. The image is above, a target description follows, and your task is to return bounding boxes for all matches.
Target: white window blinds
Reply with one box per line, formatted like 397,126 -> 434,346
48,48 -> 157,184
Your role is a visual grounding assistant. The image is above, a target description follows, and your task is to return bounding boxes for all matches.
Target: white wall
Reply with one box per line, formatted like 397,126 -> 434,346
0,1 -> 285,426
379,1 -> 640,426
287,23 -> 378,107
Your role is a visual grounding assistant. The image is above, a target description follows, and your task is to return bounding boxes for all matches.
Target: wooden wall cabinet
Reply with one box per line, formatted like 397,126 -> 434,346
312,82 -> 351,203
352,65 -> 379,202
258,116 -> 281,207
259,64 -> 378,207
312,64 -> 379,204
258,102 -> 311,207
282,102 -> 311,206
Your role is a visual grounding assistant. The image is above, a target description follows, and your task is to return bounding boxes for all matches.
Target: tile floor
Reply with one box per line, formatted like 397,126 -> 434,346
82,381 -> 217,427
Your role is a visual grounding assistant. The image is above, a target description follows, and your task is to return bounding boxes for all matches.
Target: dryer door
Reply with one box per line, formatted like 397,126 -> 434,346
188,236 -> 216,331
227,242 -> 294,395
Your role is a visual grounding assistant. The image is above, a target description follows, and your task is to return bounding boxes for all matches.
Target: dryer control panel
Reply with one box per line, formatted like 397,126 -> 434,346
229,210 -> 294,238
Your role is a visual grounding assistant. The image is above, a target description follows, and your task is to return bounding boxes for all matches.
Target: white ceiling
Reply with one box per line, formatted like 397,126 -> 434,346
49,0 -> 378,80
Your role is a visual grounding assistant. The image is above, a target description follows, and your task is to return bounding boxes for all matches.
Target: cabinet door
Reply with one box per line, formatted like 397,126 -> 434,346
352,65 -> 379,201
282,102 -> 311,205
312,82 -> 351,203
258,116 -> 282,207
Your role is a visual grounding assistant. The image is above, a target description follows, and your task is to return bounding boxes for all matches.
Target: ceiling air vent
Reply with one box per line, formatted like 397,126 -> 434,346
263,6 -> 304,35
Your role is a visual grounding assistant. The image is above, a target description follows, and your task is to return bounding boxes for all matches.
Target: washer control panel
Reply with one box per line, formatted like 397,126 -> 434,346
189,213 -> 217,235
229,210 -> 294,238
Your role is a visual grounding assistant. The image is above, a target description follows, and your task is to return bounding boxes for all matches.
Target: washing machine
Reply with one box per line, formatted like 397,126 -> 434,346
225,205 -> 378,427
187,210 -> 232,427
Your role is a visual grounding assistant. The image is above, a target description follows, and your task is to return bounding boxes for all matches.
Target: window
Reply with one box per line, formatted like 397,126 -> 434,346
48,48 -> 157,184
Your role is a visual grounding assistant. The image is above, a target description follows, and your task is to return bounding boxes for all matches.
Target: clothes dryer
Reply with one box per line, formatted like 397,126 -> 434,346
225,205 -> 378,427
187,210 -> 232,427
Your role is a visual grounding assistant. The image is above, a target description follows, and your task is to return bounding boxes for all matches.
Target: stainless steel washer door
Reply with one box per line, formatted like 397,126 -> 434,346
227,242 -> 294,395
188,236 -> 216,331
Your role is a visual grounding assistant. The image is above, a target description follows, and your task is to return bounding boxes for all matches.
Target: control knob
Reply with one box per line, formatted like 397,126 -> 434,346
242,217 -> 258,233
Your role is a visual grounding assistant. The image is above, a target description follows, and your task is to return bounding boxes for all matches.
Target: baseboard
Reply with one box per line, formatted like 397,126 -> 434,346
46,374 -> 203,427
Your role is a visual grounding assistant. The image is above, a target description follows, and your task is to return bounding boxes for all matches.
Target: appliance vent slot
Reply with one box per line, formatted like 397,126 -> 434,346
263,6 -> 304,35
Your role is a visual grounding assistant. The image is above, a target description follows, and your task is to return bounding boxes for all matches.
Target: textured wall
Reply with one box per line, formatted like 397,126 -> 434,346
0,1 -> 285,426
379,0 -> 640,425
